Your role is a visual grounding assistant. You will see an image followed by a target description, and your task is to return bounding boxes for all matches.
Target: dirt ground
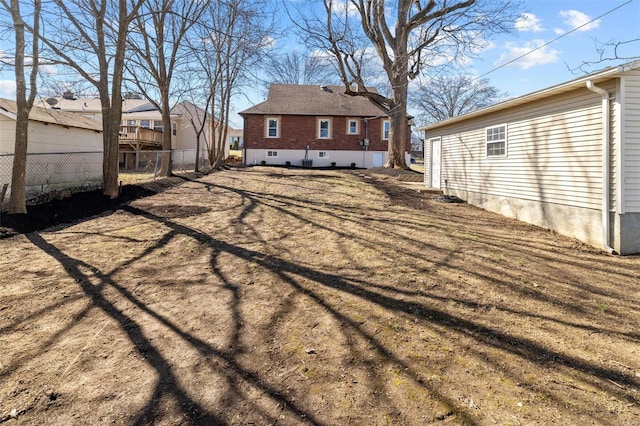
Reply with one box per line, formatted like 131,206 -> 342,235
1,167 -> 639,425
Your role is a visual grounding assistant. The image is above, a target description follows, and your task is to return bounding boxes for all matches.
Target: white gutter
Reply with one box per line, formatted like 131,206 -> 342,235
586,81 -> 614,253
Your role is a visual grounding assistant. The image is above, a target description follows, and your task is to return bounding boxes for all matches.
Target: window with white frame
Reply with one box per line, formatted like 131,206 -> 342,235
153,120 -> 164,132
347,119 -> 359,135
140,119 -> 150,128
318,151 -> 329,158
267,150 -> 278,158
382,120 -> 390,140
318,118 -> 331,139
486,124 -> 507,157
266,117 -> 279,138
127,119 -> 137,126
172,122 -> 177,136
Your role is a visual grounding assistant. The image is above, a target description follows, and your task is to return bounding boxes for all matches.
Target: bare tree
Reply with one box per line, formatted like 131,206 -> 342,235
262,50 -> 338,85
411,74 -> 507,126
571,37 -> 640,73
191,0 -> 273,168
295,0 -> 518,169
0,0 -> 40,214
174,96 -> 212,173
35,0 -> 146,198
124,0 -> 206,177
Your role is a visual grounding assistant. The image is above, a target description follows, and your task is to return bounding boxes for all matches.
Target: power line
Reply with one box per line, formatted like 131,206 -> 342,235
475,0 -> 636,80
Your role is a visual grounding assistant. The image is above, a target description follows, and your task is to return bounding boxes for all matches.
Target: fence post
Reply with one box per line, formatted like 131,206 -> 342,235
154,152 -> 160,178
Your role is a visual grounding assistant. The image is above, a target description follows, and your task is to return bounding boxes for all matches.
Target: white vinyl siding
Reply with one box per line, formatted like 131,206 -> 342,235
435,88 -> 605,210
623,71 -> 640,211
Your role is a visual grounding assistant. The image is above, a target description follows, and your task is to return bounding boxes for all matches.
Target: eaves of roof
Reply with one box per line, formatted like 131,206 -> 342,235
417,60 -> 640,132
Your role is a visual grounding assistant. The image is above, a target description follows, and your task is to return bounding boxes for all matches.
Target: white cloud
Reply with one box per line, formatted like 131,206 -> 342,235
0,80 -> 16,98
558,10 -> 600,32
515,13 -> 544,32
495,39 -> 561,70
331,0 -> 358,16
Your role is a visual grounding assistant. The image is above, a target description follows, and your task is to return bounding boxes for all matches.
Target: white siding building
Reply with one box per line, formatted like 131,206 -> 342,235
420,61 -> 640,255
0,98 -> 103,196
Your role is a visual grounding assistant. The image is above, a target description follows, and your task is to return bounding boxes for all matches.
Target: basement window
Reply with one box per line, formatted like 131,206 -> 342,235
485,124 -> 507,157
267,150 -> 278,158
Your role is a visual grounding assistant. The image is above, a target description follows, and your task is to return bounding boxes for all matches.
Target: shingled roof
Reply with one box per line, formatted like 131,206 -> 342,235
0,98 -> 102,132
239,84 -> 387,117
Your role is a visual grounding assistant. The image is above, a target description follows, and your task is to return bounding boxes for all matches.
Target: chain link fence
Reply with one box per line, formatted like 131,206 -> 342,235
118,149 -> 209,183
0,152 -> 103,203
0,149 -> 210,206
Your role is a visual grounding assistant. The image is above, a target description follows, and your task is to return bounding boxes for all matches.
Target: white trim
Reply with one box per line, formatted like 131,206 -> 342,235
317,117 -> 331,139
266,116 -> 280,138
618,77 -> 626,214
382,119 -> 390,140
347,119 -> 359,135
485,123 -> 508,158
419,61 -> 640,132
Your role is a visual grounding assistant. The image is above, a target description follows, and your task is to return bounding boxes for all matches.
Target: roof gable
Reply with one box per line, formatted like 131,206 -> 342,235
239,84 -> 387,117
0,98 -> 102,132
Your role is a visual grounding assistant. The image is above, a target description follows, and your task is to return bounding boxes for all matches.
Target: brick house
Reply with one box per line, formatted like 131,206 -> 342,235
239,84 -> 412,168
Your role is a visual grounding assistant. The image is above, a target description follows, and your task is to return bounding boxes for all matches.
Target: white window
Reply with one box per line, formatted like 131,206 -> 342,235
266,117 -> 279,138
486,124 -> 507,157
266,150 -> 278,158
347,119 -> 359,135
318,151 -> 329,158
318,118 -> 331,139
140,119 -> 150,128
382,120 -> 390,140
153,120 -> 164,132
127,119 -> 137,126
172,122 -> 177,136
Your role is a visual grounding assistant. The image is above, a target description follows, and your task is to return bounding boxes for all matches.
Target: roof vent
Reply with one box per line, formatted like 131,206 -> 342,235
45,97 -> 58,106
320,85 -> 331,92
62,89 -> 76,100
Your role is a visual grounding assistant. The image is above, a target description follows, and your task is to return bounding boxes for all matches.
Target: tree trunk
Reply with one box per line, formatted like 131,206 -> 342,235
385,76 -> 409,169
101,98 -> 120,199
158,89 -> 172,177
8,108 -> 28,214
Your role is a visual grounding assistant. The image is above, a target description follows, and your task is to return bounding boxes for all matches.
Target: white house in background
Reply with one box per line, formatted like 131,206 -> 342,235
38,92 -> 237,167
420,61 -> 640,255
0,97 -> 103,194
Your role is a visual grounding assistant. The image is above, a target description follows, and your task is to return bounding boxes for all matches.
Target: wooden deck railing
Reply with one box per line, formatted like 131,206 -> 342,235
119,126 -> 163,146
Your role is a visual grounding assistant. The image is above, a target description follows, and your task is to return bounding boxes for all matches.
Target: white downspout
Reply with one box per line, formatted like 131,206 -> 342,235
586,81 -> 614,253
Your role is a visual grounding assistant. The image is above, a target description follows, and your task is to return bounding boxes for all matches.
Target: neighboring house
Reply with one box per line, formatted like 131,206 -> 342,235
39,93 -> 234,167
420,60 -> 640,255
0,97 -> 103,195
239,84 -> 412,168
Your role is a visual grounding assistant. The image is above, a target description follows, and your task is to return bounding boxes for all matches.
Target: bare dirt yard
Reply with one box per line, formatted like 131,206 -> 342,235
1,167 -> 639,425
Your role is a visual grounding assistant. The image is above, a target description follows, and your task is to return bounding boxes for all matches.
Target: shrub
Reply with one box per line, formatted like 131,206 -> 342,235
350,162 -> 356,169
261,160 -> 266,165
331,162 -> 336,167
285,161 -> 291,167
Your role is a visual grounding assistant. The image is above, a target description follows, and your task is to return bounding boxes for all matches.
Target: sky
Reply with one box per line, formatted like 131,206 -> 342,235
0,0 -> 638,128
465,0 -> 639,98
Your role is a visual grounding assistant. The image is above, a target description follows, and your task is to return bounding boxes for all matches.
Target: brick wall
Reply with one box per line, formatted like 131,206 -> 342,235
242,114 -> 411,152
